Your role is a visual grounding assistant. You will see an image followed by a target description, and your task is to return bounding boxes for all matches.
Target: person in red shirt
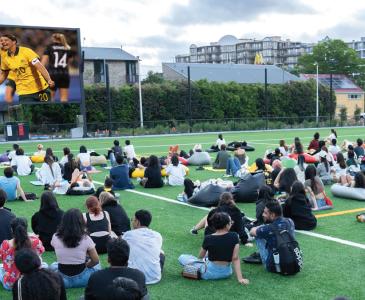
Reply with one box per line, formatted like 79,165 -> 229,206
308,132 -> 320,151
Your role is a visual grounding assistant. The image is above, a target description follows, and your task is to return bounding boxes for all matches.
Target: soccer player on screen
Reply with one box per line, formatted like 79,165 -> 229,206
0,34 -> 54,103
0,36 -> 17,104
41,33 -> 73,102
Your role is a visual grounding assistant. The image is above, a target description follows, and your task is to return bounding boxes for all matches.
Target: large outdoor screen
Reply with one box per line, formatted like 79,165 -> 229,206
0,25 -> 82,107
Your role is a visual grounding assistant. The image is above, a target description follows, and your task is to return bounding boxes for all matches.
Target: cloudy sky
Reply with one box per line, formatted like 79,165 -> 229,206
2,0 -> 365,74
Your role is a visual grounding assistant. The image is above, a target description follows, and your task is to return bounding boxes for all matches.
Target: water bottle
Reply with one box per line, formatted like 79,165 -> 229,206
163,176 -> 168,185
273,252 -> 281,273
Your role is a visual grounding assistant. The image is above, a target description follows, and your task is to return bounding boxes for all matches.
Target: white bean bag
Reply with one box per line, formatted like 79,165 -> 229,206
187,152 -> 211,166
330,184 -> 365,201
90,155 -> 108,166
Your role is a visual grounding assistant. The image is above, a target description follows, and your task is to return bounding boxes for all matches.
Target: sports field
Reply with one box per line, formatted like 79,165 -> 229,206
0,127 -> 364,300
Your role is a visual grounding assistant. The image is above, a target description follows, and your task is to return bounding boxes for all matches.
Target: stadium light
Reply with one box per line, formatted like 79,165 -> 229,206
314,62 -> 319,126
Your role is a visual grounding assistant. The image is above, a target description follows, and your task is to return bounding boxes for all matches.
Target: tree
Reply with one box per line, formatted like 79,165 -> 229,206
296,38 -> 365,76
142,71 -> 164,84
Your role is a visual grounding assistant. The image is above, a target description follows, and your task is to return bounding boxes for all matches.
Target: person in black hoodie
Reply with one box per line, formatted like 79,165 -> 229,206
99,192 -> 130,236
283,181 -> 317,231
31,191 -> 64,251
190,192 -> 249,244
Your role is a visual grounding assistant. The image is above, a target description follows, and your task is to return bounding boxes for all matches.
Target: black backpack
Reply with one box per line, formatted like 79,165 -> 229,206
271,221 -> 303,275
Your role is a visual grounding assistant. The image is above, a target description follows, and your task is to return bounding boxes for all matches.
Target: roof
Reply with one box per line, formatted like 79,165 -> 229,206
163,63 -> 300,84
82,47 -> 137,61
300,74 -> 364,93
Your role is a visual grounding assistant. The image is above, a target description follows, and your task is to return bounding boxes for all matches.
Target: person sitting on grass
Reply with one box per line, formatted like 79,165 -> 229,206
33,144 -> 46,156
273,167 -> 298,194
353,172 -> 365,188
36,155 -> 63,188
77,145 -> 92,172
109,140 -> 123,167
0,189 -> 16,244
31,191 -> 64,251
11,148 -> 34,176
99,191 -> 130,236
84,238 -> 149,300
109,155 -> 135,190
332,153 -> 352,186
124,140 -> 137,162
122,210 -> 164,284
59,147 -> 71,167
83,196 -> 113,254
12,248 -> 66,300
279,140 -> 288,156
308,132 -> 320,152
140,155 -> 164,188
247,201 -> 295,273
0,167 -> 28,202
212,144 -> 230,169
165,154 -> 186,186
62,153 -> 78,182
95,177 -> 115,198
328,139 -> 341,156
316,151 -> 332,185
50,208 -> 101,288
179,212 -> 249,285
0,218 -> 46,290
210,134 -> 226,152
304,165 -> 327,210
8,144 -> 19,166
283,181 -> 317,231
354,138 -> 365,158
190,192 -> 250,245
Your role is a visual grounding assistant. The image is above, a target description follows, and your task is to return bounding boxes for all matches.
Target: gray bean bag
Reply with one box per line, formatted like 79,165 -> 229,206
330,184 -> 365,201
187,152 -> 211,166
188,184 -> 227,207
232,172 -> 265,203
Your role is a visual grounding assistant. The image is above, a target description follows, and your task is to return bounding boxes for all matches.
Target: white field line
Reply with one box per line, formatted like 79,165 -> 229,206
92,180 -> 365,250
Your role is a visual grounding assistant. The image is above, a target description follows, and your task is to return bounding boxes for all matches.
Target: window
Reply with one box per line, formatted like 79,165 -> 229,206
126,62 -> 137,84
348,94 -> 361,100
93,60 -> 105,83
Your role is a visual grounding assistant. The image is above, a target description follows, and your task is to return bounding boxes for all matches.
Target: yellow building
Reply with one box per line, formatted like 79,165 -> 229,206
301,74 -> 365,118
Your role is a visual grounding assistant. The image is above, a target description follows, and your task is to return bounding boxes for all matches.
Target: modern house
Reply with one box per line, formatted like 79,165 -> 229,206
175,35 -> 314,70
301,74 -> 365,117
163,62 -> 300,84
82,47 -> 138,87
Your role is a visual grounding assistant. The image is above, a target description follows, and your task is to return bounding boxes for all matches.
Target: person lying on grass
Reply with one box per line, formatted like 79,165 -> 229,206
179,212 -> 249,285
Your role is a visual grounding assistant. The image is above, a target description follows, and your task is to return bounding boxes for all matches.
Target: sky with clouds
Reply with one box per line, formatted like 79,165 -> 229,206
2,0 -> 365,74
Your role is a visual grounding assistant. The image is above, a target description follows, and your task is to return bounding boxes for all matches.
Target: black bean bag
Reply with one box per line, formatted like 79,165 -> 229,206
232,172 -> 265,203
227,141 -> 255,152
188,184 -> 228,207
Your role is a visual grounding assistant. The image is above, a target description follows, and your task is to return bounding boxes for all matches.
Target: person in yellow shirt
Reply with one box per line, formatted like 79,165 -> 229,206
0,36 -> 16,104
0,34 -> 54,103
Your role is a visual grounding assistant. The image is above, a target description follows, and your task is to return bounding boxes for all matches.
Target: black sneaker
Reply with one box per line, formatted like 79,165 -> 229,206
190,228 -> 198,235
242,252 -> 262,264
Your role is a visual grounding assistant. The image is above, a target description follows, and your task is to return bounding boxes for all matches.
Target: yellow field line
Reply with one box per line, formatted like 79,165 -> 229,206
315,208 -> 365,218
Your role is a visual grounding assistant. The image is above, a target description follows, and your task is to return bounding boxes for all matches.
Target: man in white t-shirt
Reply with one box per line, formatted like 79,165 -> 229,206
122,210 -> 164,284
12,148 -> 33,176
124,140 -> 136,161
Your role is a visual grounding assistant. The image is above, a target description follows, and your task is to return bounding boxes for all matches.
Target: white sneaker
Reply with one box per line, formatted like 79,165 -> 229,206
223,174 -> 232,178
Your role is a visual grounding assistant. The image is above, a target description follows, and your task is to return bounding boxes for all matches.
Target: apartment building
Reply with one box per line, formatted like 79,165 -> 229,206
347,37 -> 365,59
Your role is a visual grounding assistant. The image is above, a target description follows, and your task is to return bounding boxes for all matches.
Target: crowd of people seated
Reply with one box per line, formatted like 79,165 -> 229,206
0,130 -> 364,299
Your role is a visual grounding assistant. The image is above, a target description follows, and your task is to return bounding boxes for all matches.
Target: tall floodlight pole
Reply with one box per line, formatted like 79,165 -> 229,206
315,62 -> 319,126
137,56 -> 143,128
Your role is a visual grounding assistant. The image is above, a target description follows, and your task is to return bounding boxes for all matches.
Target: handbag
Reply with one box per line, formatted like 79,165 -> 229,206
182,261 -> 207,280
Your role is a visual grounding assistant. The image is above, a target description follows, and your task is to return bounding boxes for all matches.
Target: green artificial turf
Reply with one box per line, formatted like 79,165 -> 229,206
0,128 -> 364,300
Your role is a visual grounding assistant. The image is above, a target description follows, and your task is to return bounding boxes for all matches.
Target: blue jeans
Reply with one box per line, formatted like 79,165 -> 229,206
226,157 -> 241,176
50,262 -> 101,288
110,153 -> 117,167
256,238 -> 269,270
178,255 -> 232,280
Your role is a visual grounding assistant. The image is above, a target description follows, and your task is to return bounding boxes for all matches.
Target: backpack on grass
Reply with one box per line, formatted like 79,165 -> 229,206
271,222 -> 303,275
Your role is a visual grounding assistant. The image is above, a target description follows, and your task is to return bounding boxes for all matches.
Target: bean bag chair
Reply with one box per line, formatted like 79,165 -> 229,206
231,172 -> 265,203
330,184 -> 365,201
187,152 -> 211,166
188,184 -> 227,207
66,186 -> 95,195
281,158 -> 297,168
131,167 -> 189,178
90,155 -> 108,166
31,155 -> 45,163
0,153 -> 9,163
289,153 -> 318,164
227,142 -> 255,152
247,163 -> 273,173
178,157 -> 188,166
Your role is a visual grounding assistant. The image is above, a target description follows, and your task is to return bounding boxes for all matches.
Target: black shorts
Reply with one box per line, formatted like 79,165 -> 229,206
19,88 -> 51,103
5,79 -> 16,94
50,73 -> 70,90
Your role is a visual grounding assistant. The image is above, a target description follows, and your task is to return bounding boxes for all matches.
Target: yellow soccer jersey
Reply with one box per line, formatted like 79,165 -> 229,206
1,46 -> 48,95
0,49 -> 15,81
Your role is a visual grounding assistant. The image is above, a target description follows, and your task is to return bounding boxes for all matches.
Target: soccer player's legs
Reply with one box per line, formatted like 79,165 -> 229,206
4,79 -> 16,104
18,88 -> 51,103
51,74 -> 70,102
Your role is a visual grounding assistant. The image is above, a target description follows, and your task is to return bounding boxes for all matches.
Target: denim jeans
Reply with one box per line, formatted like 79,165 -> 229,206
256,238 -> 269,270
50,262 -> 101,288
178,255 -> 232,280
110,153 -> 117,167
226,157 -> 241,176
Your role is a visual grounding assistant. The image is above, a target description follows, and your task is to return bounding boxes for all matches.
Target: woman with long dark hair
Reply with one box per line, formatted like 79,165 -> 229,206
316,152 -> 332,185
36,155 -> 62,187
141,155 -> 164,188
273,168 -> 298,194
0,218 -> 45,290
31,191 -> 64,251
12,248 -> 66,300
333,152 -> 352,185
50,208 -> 100,288
304,165 -> 326,209
283,181 -> 317,230
62,153 -> 78,182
